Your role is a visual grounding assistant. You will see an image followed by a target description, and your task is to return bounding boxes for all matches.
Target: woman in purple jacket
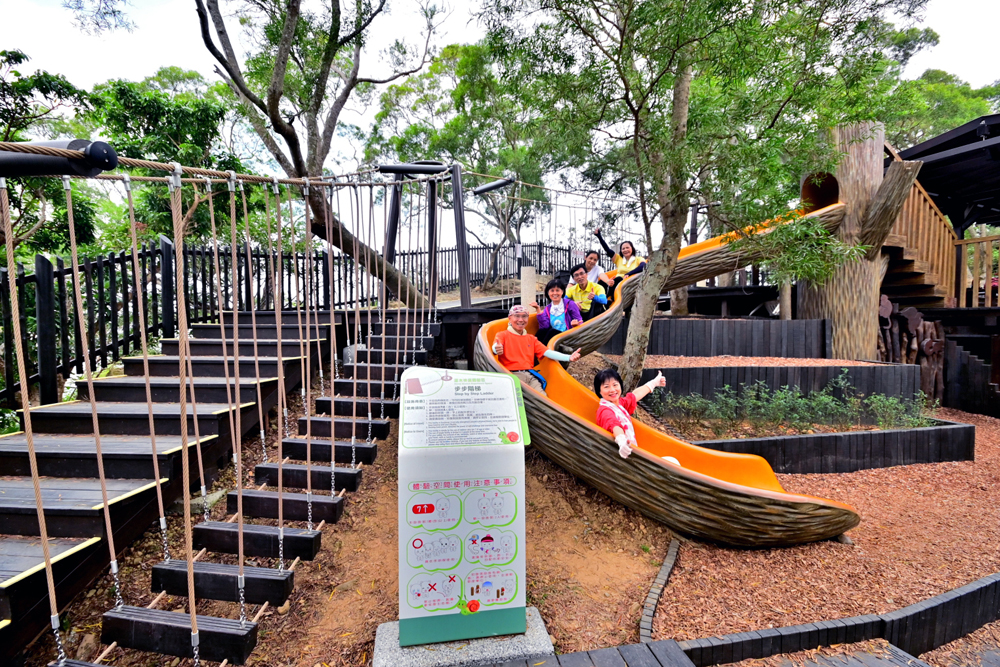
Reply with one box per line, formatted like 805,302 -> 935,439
531,279 -> 583,345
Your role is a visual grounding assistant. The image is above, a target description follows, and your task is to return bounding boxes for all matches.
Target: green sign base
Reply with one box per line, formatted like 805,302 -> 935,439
398,607 -> 527,647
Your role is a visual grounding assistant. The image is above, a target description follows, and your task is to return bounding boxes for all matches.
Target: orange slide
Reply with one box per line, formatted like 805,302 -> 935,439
474,213 -> 860,547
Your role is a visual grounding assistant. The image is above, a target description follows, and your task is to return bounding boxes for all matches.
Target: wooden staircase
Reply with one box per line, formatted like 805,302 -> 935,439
0,308 -> 437,666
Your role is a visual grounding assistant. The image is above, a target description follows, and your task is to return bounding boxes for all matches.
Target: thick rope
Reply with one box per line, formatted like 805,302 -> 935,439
226,174 -> 247,624
290,181 -> 314,528
242,185 -> 269,463
62,177 -> 124,608
168,169 -> 200,663
122,176 -> 170,562
0,179 -> 68,663
271,179 -> 287,569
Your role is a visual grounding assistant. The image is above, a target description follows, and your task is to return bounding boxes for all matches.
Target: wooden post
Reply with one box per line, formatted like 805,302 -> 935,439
798,122 -> 921,360
160,235 -> 175,338
35,254 -> 58,405
779,282 -> 792,320
521,265 -> 536,313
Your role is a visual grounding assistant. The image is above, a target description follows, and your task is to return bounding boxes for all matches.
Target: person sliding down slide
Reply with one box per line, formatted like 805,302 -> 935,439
492,305 -> 582,396
594,369 -> 677,463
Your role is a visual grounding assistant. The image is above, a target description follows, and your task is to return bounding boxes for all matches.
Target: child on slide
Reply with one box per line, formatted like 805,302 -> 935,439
594,368 -> 679,465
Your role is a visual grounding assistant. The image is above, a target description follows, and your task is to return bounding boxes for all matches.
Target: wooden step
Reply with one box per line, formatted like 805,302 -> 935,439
342,363 -> 413,380
162,337 -> 326,359
227,489 -> 343,523
0,477 -> 162,537
355,348 -> 427,364
0,433 -> 215,479
101,605 -> 257,665
21,401 -> 253,437
192,521 -> 321,560
254,462 -> 361,492
122,355 -> 300,380
281,438 -> 378,465
190,323 -> 327,340
317,395 -> 400,418
150,560 -> 294,605
78,376 -> 278,405
332,378 -> 400,398
220,310 -> 340,326
370,335 -> 435,351
369,321 -> 440,337
297,415 -> 390,440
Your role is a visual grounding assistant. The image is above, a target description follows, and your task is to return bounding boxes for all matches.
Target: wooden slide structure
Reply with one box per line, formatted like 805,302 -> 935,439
474,203 -> 861,547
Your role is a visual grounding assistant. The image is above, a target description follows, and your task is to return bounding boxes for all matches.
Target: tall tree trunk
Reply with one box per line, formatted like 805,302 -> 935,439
306,188 -> 429,309
619,60 -> 693,391
482,239 -> 506,290
797,123 -> 884,359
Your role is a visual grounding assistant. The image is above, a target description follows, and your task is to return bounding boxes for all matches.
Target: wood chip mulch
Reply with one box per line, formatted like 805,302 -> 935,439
653,407 -> 1000,647
731,638 -> 895,666
606,354 -> 879,367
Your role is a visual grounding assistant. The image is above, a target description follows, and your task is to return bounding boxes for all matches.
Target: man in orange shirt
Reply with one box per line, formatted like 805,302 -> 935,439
492,305 -> 582,395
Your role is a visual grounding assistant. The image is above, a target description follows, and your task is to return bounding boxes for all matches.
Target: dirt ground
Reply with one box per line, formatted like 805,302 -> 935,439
25,355 -> 1000,666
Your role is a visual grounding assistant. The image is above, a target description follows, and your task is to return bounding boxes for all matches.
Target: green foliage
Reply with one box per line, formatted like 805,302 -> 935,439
0,49 -> 90,142
729,212 -> 870,286
885,69 -> 998,149
645,369 -> 935,437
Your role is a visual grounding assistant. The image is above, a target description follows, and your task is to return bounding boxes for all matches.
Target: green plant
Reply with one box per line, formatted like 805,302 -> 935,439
708,385 -> 740,435
640,544 -> 651,553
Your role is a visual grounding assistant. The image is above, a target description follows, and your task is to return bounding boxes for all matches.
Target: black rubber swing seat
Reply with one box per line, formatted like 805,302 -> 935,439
254,462 -> 361,492
150,560 -> 294,605
193,521 -> 322,560
101,605 -> 257,664
281,436 -> 378,464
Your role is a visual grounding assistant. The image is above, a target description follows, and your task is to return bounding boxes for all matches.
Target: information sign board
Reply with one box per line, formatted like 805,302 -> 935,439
397,367 -> 529,646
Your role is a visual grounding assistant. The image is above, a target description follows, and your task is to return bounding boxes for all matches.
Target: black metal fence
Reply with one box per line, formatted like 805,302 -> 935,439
0,237 -> 581,408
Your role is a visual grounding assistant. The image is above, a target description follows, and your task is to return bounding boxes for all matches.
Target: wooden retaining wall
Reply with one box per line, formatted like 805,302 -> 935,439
600,317 -> 832,358
692,419 -> 974,474
638,364 -> 922,401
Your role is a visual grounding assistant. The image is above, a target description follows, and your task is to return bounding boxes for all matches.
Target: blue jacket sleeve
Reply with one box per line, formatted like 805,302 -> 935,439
593,292 -> 608,305
625,261 -> 647,277
536,305 -> 550,330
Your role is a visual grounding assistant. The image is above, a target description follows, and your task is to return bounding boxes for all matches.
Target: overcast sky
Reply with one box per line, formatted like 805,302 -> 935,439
2,0 -> 997,248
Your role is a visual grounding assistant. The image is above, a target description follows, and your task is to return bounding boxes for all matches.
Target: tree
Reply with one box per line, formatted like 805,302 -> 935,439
483,0 -> 929,389
194,0 -> 440,308
886,70 -> 998,149
0,50 -> 94,253
366,43 -> 555,287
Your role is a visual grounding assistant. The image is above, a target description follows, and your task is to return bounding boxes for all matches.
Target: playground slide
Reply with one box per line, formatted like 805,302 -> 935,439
474,204 -> 860,547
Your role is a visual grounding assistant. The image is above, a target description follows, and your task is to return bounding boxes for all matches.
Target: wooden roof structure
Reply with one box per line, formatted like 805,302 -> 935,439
896,114 -> 1000,234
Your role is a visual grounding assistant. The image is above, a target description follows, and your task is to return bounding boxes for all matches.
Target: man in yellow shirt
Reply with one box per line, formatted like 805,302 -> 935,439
566,264 -> 608,321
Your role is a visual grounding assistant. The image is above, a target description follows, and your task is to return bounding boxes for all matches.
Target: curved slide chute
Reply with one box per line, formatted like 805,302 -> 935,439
474,203 -> 860,547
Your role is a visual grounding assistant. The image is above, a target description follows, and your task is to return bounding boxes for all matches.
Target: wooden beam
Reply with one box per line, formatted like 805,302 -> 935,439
860,160 -> 923,259
955,232 -> 1000,246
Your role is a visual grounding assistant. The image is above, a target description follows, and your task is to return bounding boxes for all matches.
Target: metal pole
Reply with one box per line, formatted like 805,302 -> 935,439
35,254 -> 58,404
160,235 -> 175,338
385,176 -> 403,264
427,179 -> 439,308
451,165 -> 473,308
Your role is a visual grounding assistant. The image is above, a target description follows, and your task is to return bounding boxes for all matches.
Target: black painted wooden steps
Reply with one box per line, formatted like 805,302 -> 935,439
371,334 -> 435,351
150,560 -> 294,605
342,362 -> 413,381
190,323 -> 327,340
162,336 -> 326,359
318,395 -> 400,419
227,489 -> 344,523
1,535 -> 101,627
101,605 -> 257,665
297,415 -> 390,440
193,521 -> 322,560
369,320 -> 440,337
21,401 -> 255,437
281,437 -> 378,465
0,477 -> 163,537
0,433 -> 214,479
78,376 -> 279,405
220,309 -> 340,325
122,355 -> 301,379
254,462 -> 361,492
355,347 -> 427,364
332,378 -> 400,398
